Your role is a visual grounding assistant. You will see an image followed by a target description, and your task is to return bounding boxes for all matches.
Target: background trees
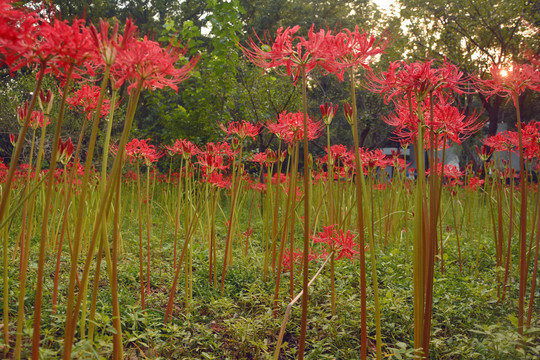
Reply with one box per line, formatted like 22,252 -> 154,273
1,0 -> 538,165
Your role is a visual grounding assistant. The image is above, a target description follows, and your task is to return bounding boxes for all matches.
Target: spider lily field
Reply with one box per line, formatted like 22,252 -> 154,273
0,1 -> 539,359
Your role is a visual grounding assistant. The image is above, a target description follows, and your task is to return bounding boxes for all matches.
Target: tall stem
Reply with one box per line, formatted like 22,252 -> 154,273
349,67 -> 369,360
298,66 -> 311,360
514,92 -> 527,336
32,65 -> 74,359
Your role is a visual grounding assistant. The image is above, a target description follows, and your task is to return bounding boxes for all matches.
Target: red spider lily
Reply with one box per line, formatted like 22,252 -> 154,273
165,139 -> 200,159
205,141 -> 234,157
124,170 -> 138,182
424,96 -> 485,146
427,163 -> 464,179
519,121 -> 540,160
475,145 -> 495,162
41,18 -> 96,81
0,0 -> 39,70
203,171 -> 231,189
468,176 -> 485,191
284,186 -> 303,202
38,89 -> 54,114
250,152 -> 271,166
57,138 -> 74,165
219,120 -> 261,141
319,144 -> 349,165
112,36 -> 200,94
247,178 -> 266,192
125,138 -> 164,166
271,172 -> 288,184
197,153 -> 230,174
16,101 -> 49,129
475,63 -> 540,106
312,225 -> 338,247
483,132 -> 513,152
359,148 -> 390,170
9,133 -> 17,146
501,128 -> 540,162
241,25 -> 341,83
66,85 -> 111,120
266,111 -> 322,143
384,94 -> 483,147
6,16 -> 95,80
367,59 -> 469,104
89,18 -> 137,66
331,27 -> 389,80
320,102 -> 338,125
343,102 -> 354,124
335,229 -> 360,262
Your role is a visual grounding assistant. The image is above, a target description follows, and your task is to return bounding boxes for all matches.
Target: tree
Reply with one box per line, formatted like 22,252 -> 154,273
397,0 -> 540,136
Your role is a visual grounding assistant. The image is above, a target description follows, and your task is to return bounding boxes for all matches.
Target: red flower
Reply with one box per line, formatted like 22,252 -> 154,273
204,171 -> 231,189
368,59 -> 469,104
384,93 -> 484,147
165,139 -> 200,159
9,133 -> 17,146
17,101 -> 49,129
331,27 -> 389,80
476,63 -> 540,105
113,36 -> 200,94
197,142 -> 233,174
312,225 -> 338,247
475,145 -> 494,162
468,176 -> 485,191
125,139 -> 163,166
266,111 -> 322,143
250,152 -> 270,166
219,120 -> 261,140
320,102 -> 338,125
483,132 -> 513,152
66,85 -> 111,120
58,138 -> 74,165
343,102 -> 353,124
0,0 -> 39,70
335,230 -> 360,262
89,18 -> 137,66
241,25 -> 341,83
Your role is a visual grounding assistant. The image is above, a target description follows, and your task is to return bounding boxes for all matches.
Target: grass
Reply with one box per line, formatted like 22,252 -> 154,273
1,185 -> 539,360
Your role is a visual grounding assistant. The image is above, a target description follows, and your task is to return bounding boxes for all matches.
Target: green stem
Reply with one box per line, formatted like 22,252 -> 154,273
298,65 -> 311,360
32,65 -> 74,359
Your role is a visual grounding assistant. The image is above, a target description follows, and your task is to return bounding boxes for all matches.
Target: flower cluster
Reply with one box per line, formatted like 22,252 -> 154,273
266,111 -> 322,143
241,25 -> 387,83
125,139 -> 164,166
312,225 -> 360,262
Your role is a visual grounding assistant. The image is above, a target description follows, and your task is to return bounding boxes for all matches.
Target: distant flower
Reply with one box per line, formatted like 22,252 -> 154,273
320,102 -> 338,125
9,133 -> 17,146
204,171 -> 231,189
67,85 -> 111,120
266,111 -> 322,143
58,138 -> 74,165
17,101 -> 49,129
335,230 -> 360,262
125,138 -> 163,166
475,145 -> 494,162
165,139 -> 200,159
219,120 -> 261,140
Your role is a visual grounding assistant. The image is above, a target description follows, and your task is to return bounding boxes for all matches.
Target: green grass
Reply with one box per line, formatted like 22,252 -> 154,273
1,190 -> 539,360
